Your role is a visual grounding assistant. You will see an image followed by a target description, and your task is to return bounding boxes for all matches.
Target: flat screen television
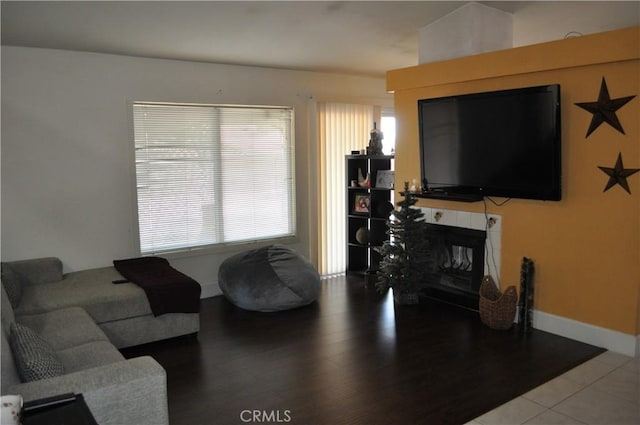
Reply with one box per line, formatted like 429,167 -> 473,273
418,84 -> 561,201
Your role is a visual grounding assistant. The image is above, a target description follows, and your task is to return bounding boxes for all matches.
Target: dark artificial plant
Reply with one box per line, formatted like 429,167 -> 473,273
376,182 -> 430,304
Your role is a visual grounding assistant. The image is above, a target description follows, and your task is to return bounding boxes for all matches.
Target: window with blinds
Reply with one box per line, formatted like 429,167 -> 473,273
133,102 -> 295,255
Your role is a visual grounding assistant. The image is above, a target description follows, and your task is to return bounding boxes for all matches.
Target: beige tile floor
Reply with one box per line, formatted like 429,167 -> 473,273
467,351 -> 639,425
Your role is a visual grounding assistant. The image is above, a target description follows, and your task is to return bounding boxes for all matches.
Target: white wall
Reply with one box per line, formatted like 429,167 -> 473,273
416,1 -> 638,65
512,1 -> 640,47
1,46 -> 391,296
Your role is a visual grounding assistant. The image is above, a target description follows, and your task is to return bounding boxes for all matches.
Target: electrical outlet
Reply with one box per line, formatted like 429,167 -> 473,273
487,217 -> 497,228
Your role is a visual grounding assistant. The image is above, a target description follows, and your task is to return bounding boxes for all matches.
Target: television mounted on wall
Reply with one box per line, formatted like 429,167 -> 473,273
418,84 -> 562,201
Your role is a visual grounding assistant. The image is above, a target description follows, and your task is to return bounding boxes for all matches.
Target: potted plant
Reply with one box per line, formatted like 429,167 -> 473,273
376,182 -> 431,304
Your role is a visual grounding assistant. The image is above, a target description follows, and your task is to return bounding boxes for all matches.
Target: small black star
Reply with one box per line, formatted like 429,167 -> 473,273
598,152 -> 640,194
575,77 -> 636,137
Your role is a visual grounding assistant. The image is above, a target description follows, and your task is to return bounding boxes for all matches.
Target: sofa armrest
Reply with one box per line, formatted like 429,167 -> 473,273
1,257 -> 63,287
7,356 -> 168,425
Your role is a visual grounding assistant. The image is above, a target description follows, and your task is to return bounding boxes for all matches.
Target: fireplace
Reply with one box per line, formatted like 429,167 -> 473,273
421,223 -> 487,310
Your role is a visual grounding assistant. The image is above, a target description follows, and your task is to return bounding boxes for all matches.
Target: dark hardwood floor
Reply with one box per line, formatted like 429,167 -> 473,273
121,275 -> 604,425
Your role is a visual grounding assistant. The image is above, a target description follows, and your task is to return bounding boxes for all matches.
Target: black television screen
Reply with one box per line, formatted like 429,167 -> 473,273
418,84 -> 561,201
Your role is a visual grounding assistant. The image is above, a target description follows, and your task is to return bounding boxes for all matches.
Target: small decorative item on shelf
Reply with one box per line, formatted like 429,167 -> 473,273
479,275 -> 517,330
367,122 -> 384,155
354,194 -> 370,214
357,168 -> 370,187
376,182 -> 431,305
355,227 -> 370,245
375,170 -> 394,189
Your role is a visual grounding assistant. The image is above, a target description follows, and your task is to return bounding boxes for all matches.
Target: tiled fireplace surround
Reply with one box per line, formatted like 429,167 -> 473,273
418,207 -> 502,291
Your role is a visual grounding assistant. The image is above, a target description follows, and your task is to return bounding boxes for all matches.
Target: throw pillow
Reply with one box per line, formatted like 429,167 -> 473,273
1,265 -> 23,308
9,323 -> 64,382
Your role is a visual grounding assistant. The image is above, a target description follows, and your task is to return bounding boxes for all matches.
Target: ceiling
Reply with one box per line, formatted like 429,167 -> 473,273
0,1 -> 635,77
0,0 -> 640,77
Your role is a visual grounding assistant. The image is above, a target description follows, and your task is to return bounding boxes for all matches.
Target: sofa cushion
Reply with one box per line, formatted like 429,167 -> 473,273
1,324 -> 21,392
17,307 -> 109,351
1,285 -> 20,392
9,323 -> 64,382
1,283 -> 16,335
1,258 -> 63,286
56,341 -> 125,374
1,266 -> 23,308
16,267 -> 152,324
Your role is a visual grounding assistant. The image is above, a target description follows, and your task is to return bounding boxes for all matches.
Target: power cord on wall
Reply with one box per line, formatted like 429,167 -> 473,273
486,196 -> 511,207
482,197 -> 510,288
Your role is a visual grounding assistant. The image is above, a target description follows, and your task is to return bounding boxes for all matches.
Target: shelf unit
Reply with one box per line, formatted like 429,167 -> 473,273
345,155 -> 394,277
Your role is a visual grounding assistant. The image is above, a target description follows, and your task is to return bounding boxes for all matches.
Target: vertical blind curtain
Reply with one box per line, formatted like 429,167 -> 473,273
134,102 -> 295,254
317,102 -> 373,275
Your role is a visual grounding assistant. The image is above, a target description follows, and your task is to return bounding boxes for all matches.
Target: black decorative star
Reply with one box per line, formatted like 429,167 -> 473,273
575,77 -> 636,137
598,152 -> 640,194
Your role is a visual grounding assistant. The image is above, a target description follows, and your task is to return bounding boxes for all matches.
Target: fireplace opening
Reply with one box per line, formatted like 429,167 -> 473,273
421,224 -> 487,310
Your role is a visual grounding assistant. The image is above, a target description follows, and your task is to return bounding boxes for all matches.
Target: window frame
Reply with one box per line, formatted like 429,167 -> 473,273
131,101 -> 297,256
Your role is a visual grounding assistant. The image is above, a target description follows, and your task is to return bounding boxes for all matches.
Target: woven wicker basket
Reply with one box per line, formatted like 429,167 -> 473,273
479,276 -> 517,330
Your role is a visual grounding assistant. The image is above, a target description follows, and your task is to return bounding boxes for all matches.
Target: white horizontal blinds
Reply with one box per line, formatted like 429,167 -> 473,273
134,104 -> 219,253
218,107 -> 295,243
133,102 -> 295,255
317,102 -> 373,275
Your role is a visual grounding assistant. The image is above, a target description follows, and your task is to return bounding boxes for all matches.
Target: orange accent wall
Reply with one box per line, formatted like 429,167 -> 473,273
387,27 -> 640,336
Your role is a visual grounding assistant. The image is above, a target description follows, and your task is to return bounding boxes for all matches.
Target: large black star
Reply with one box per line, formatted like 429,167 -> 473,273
598,152 -> 640,194
575,77 -> 636,137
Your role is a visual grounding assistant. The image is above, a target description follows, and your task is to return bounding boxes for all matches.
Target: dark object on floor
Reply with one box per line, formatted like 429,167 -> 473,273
113,257 -> 201,316
519,257 -> 535,332
479,275 -> 517,330
218,245 -> 320,312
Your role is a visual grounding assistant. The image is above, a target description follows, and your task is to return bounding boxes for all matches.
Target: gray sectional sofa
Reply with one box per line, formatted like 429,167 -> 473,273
1,257 -> 201,425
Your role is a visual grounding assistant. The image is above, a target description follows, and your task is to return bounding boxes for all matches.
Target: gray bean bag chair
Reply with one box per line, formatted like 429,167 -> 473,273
218,245 -> 321,312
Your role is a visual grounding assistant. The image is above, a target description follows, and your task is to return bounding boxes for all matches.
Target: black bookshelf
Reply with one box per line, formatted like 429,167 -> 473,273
345,155 -> 394,277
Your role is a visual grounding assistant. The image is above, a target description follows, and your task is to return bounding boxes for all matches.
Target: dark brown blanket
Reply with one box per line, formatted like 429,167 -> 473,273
113,257 -> 201,316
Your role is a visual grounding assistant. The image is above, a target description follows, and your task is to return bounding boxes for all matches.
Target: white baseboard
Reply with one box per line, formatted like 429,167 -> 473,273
533,310 -> 639,357
200,281 -> 222,299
